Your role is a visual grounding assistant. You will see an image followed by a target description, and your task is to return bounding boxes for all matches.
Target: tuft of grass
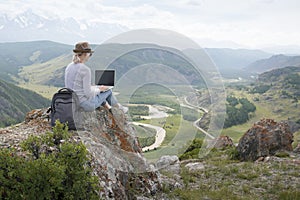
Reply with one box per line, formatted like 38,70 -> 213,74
279,190 -> 300,200
275,151 -> 290,158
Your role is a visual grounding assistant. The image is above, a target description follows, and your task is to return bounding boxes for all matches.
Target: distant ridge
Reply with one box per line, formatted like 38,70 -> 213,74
204,48 -> 271,70
246,54 -> 300,74
258,66 -> 300,83
0,79 -> 50,127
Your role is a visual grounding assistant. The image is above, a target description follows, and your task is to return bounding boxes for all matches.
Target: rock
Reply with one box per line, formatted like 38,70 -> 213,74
185,162 -> 205,172
159,174 -> 184,192
237,119 -> 293,161
283,120 -> 300,133
25,108 -> 50,124
294,144 -> 300,154
156,155 -> 181,175
210,135 -> 234,149
156,155 -> 179,169
0,108 -> 162,200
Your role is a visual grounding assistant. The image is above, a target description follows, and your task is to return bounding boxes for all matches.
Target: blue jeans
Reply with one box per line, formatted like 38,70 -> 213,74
80,90 -> 118,112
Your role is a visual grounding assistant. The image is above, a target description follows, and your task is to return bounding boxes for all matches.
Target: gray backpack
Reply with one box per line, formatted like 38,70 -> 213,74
49,88 -> 81,130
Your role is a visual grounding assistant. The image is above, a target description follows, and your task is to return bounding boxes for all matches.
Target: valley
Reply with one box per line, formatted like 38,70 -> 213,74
0,40 -> 299,152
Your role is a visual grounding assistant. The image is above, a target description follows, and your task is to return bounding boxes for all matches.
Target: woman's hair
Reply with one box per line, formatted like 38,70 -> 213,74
72,53 -> 82,64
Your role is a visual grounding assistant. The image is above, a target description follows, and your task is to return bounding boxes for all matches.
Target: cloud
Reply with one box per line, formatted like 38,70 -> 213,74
1,0 -> 300,48
186,0 -> 202,6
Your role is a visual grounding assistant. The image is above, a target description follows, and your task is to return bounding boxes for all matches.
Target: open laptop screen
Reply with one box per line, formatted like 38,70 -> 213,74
95,70 -> 115,86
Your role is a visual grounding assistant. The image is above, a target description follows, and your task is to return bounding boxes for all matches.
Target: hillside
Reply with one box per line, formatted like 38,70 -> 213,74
256,66 -> 300,102
0,41 -> 71,82
222,66 -> 300,141
9,41 -> 274,90
245,54 -> 300,74
0,79 -> 50,127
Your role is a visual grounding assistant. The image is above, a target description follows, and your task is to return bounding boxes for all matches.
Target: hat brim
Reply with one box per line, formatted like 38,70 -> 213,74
73,49 -> 94,53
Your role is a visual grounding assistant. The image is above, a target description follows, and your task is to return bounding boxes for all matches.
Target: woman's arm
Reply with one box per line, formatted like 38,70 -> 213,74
81,65 -> 100,97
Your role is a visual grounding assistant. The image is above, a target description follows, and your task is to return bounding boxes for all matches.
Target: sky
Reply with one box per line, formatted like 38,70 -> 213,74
1,0 -> 300,49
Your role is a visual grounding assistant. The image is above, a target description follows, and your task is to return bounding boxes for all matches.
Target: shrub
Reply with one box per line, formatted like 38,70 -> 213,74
179,139 -> 203,160
0,121 -> 98,200
224,96 -> 256,128
250,84 -> 271,94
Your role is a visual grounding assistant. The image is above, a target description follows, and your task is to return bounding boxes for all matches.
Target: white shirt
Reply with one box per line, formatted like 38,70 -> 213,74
64,62 -> 100,103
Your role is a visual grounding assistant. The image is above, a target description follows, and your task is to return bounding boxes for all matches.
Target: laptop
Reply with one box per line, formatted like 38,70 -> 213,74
95,69 -> 115,92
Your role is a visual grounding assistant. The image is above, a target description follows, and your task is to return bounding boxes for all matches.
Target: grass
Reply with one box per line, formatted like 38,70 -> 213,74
17,83 -> 60,99
167,148 -> 300,200
293,131 -> 300,149
133,124 -> 156,138
18,54 -> 70,85
142,114 -> 203,161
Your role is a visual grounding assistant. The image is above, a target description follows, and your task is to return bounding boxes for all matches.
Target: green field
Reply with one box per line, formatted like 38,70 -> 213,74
222,87 -> 299,144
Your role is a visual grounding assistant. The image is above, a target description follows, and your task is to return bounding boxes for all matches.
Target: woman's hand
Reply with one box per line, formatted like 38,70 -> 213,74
99,85 -> 109,91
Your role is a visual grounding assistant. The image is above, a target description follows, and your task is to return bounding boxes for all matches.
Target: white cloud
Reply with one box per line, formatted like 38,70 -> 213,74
1,0 -> 300,48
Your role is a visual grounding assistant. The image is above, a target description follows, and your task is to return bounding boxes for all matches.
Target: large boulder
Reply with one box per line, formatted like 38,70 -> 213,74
0,108 -> 161,200
237,119 -> 293,161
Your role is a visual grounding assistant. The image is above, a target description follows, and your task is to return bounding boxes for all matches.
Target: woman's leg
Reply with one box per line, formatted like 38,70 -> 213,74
106,91 -> 118,106
95,90 -> 115,106
80,90 -> 117,111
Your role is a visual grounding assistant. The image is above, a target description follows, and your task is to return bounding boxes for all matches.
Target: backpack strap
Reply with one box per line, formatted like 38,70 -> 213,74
58,88 -> 74,93
57,88 -> 80,110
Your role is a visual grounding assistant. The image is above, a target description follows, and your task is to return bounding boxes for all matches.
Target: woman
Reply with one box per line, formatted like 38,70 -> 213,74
65,41 -> 118,112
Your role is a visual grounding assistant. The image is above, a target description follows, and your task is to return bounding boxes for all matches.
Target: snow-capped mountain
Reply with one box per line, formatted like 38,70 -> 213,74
0,10 -> 129,44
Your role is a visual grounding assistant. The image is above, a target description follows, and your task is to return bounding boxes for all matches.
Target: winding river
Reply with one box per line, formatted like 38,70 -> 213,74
134,101 -> 213,152
132,105 -> 167,152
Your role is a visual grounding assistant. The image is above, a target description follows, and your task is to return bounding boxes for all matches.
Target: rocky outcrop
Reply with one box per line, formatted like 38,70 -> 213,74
210,135 -> 234,149
237,118 -> 294,161
0,108 -> 161,200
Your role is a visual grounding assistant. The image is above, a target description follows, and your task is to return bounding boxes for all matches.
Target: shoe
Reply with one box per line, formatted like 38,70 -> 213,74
117,103 -> 128,113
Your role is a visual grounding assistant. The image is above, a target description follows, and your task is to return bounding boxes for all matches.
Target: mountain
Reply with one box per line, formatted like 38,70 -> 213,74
0,9 -> 128,45
203,48 -> 272,78
0,79 -> 50,127
0,41 -> 71,82
204,48 -> 271,70
245,54 -> 300,74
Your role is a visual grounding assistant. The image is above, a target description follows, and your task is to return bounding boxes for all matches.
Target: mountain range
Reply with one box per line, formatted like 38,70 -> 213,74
0,9 -> 128,45
2,9 -> 300,55
0,40 -> 278,84
1,40 -> 300,86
